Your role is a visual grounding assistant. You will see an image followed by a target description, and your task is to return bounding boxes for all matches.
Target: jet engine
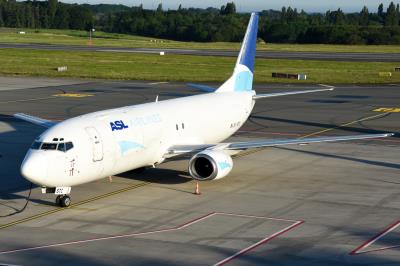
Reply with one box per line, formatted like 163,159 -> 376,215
188,150 -> 233,181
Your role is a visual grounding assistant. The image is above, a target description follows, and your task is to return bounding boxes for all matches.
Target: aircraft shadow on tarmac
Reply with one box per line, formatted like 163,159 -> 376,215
0,114 -> 194,212
249,114 -> 399,138
0,115 -> 53,215
118,166 -> 192,185
279,147 -> 400,171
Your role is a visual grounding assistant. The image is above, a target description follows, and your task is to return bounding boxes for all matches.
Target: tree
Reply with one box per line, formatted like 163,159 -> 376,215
39,6 -> 49,28
0,3 -> 3,27
48,0 -> 58,27
378,3 -> 384,22
397,4 -> 400,25
156,3 -> 162,13
385,1 -> 397,26
24,4 -> 35,28
220,2 -> 236,15
69,5 -> 93,30
360,6 -> 369,26
53,4 -> 69,28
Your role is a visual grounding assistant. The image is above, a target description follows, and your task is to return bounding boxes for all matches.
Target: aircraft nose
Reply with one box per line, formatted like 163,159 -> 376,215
21,153 -> 48,185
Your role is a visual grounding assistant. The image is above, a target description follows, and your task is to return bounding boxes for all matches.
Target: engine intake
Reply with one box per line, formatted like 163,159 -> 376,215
189,150 -> 233,181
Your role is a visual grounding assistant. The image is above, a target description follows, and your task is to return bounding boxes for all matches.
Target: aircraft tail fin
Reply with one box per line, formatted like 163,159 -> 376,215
216,12 -> 259,93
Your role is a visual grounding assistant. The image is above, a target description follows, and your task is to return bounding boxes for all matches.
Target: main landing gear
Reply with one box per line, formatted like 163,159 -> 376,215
56,195 -> 71,207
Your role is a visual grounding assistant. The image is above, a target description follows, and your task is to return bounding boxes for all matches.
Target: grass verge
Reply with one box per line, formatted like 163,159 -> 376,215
1,28 -> 400,53
0,48 -> 399,83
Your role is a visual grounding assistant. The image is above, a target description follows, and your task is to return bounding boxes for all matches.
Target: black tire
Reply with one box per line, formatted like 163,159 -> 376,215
55,195 -> 62,206
60,196 -> 71,207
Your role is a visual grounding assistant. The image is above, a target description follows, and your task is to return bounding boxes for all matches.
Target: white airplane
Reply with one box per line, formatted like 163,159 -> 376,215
16,13 -> 393,207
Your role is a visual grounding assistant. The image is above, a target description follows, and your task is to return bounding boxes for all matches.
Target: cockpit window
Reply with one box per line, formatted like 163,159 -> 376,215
41,143 -> 57,150
57,142 -> 66,152
31,141 -> 41,150
31,140 -> 74,152
65,142 -> 74,151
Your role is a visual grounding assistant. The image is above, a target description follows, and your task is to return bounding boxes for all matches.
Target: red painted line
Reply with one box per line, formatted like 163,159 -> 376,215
0,212 -> 304,266
0,212 -> 217,255
214,220 -> 304,266
351,244 -> 400,255
215,212 -> 300,223
349,220 -> 400,255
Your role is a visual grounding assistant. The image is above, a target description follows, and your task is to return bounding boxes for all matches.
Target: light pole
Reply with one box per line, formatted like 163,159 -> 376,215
88,28 -> 95,45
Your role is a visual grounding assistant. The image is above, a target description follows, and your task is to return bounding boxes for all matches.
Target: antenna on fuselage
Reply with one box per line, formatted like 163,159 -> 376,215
155,95 -> 159,102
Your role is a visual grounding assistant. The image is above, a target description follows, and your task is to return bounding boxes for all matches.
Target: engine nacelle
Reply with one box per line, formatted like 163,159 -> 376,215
188,150 -> 233,181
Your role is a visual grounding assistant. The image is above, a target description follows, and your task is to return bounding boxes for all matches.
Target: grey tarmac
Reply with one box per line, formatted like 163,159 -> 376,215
0,76 -> 399,265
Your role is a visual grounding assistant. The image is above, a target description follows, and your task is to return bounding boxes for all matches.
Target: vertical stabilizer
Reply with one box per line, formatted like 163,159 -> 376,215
216,12 -> 259,93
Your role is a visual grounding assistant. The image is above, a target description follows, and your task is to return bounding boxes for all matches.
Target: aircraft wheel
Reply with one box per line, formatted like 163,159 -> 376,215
60,195 -> 71,207
55,195 -> 62,206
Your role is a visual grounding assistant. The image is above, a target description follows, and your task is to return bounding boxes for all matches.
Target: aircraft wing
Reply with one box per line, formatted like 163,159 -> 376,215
14,113 -> 58,128
225,133 -> 393,150
166,133 -> 393,156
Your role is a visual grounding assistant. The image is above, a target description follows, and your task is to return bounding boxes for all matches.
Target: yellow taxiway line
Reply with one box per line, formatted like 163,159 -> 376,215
0,182 -> 148,230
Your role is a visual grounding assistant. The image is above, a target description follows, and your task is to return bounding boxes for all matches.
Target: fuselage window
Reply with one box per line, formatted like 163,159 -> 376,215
41,143 -> 57,150
31,141 -> 41,150
182,123 -> 185,129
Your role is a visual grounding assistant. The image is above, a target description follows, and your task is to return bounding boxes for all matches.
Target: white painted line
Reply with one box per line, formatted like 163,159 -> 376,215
148,82 -> 169,85
96,49 -> 159,54
318,84 -> 335,89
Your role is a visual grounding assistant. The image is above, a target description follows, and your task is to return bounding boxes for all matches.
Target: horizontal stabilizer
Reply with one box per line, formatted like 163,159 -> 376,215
14,113 -> 57,128
187,83 -> 217,93
253,88 -> 334,100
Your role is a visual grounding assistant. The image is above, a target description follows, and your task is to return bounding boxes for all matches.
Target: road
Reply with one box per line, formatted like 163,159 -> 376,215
1,43 -> 400,62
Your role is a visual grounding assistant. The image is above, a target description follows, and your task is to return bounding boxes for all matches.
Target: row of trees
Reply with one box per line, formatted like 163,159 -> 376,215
1,1 -> 400,44
0,0 -> 93,30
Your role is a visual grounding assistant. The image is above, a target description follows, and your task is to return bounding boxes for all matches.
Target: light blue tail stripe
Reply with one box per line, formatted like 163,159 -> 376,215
234,71 -> 253,91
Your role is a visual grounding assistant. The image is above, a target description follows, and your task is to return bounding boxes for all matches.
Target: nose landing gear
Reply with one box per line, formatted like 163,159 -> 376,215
55,195 -> 71,207
42,187 -> 72,207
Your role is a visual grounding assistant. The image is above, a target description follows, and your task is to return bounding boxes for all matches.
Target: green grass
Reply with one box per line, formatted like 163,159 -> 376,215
0,48 -> 399,84
1,27 -> 400,53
